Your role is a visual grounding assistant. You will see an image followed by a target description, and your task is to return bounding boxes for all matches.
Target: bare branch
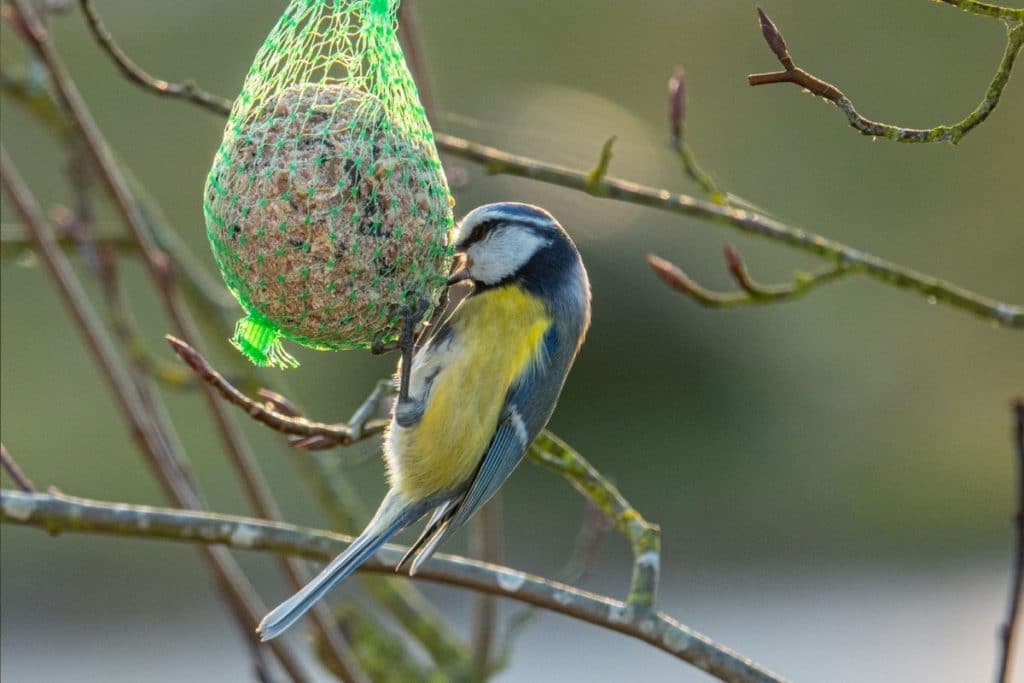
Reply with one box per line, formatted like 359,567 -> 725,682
748,7 -> 1024,144
0,145 -> 312,682
530,433 -> 661,613
667,67 -> 772,213
77,0 -> 231,115
997,397 -> 1024,683
0,444 -> 36,493
438,134 -> 1022,327
469,497 -> 503,676
647,250 -> 853,309
165,336 -> 388,448
68,0 -> 1023,328
169,336 -> 662,624
939,0 -> 1024,21
7,7 -> 370,675
0,489 -> 788,683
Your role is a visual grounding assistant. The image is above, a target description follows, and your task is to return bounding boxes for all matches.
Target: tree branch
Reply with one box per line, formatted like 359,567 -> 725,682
0,444 -> 36,493
166,336 -> 389,449
0,145 -> 313,682
68,0 -> 1022,328
0,489 -> 787,683
529,432 -> 661,614
77,0 -> 232,115
646,249 -> 852,309
434,133 -> 1022,327
8,6 -> 370,676
997,397 -> 1024,683
939,0 -> 1024,21
748,7 -> 1024,144
166,336 -> 662,614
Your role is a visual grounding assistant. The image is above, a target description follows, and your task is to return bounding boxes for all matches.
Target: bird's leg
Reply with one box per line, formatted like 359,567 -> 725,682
370,329 -> 399,355
397,297 -> 430,404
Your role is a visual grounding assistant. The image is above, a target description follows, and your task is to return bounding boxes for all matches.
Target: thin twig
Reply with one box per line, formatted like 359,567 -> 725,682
435,133 -> 1022,327
0,146 -> 312,682
9,4 -> 368,676
585,136 -> 617,192
646,250 -> 852,309
171,332 -> 462,674
1,227 -> 135,256
0,444 -> 36,493
747,7 -> 1024,144
70,0 -> 1022,328
668,67 -> 726,204
0,489 -> 788,683
77,0 -> 232,115
530,432 -> 661,614
939,0 -> 1024,21
168,337 -> 661,613
470,496 -> 503,676
166,336 -> 388,448
997,397 -> 1024,683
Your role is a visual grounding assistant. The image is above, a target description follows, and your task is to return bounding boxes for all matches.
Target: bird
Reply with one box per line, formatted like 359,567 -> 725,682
257,202 -> 591,640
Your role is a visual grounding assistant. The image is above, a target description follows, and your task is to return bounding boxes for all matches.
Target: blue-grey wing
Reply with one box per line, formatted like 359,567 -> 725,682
405,326 -> 570,574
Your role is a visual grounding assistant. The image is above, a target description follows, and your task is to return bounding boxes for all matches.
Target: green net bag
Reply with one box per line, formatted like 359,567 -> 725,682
204,0 -> 454,368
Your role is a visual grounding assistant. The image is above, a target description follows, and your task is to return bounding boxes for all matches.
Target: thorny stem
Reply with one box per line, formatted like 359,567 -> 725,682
997,398 -> 1024,683
0,489 -> 788,683
0,146 -> 313,683
748,7 -> 1024,144
68,0 -> 1023,328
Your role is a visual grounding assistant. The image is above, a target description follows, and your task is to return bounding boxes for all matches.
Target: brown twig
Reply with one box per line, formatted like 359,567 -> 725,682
170,337 -> 662,619
747,7 -> 1024,144
9,4 -> 368,676
1,488 -> 788,683
646,249 -> 852,309
470,496 -> 504,676
77,0 -> 232,115
166,336 -> 388,449
997,397 -> 1024,683
0,146 -> 312,682
667,67 -> 726,204
69,0 -> 1022,328
0,444 -> 36,493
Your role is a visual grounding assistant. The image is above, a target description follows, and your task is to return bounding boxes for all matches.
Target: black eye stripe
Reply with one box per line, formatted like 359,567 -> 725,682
456,218 -> 500,250
457,217 -> 557,251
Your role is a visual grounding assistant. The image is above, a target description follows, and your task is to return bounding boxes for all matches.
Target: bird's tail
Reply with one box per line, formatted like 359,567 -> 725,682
257,490 -> 423,641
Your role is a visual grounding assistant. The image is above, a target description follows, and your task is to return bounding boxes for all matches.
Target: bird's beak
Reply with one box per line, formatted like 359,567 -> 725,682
447,254 -> 472,285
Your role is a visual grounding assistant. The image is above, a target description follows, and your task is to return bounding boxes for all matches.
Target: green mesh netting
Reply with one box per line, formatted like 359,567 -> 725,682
204,0 -> 454,369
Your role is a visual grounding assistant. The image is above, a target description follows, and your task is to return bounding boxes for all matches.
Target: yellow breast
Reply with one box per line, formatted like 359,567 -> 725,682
385,285 -> 551,500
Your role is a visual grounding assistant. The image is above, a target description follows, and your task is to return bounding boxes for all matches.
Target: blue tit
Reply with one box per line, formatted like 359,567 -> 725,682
258,202 -> 591,640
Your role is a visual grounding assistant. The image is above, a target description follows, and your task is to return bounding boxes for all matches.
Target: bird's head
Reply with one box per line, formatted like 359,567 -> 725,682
447,203 -> 583,295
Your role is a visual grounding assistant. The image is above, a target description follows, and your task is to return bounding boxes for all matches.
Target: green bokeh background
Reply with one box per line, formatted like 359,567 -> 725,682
1,1 -> 1021,681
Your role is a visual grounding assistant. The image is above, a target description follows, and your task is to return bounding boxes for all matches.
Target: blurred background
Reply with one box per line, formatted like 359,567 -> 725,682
1,1 -> 1022,681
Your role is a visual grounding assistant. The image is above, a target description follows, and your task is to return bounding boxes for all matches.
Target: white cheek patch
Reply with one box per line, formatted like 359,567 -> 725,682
468,228 -> 550,284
